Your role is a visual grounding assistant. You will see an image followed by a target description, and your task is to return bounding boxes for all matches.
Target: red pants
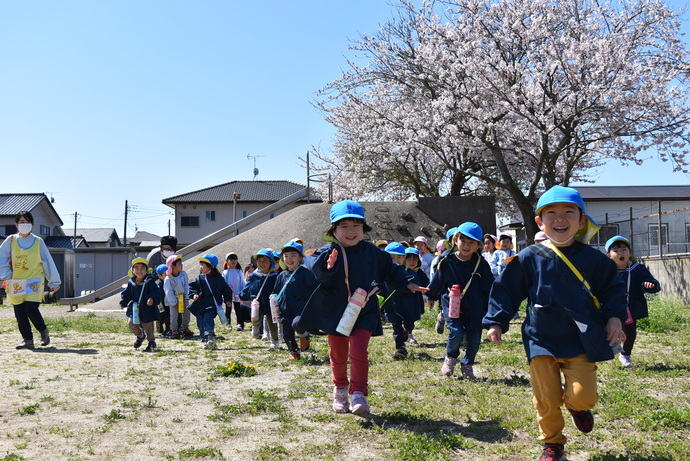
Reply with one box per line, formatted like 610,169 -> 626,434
328,328 -> 372,395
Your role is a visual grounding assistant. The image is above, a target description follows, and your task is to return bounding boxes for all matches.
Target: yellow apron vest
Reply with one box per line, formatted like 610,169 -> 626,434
7,235 -> 45,304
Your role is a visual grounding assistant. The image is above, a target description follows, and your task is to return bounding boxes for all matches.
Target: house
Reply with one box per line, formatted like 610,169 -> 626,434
62,228 -> 122,248
162,180 -> 322,245
577,185 -> 690,257
0,193 -> 65,243
125,231 -> 162,258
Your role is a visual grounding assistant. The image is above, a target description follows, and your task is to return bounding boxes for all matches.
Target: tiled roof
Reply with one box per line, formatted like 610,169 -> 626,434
0,194 -> 47,216
576,185 -> 690,200
62,228 -> 120,244
162,180 -> 321,204
126,231 -> 161,245
45,236 -> 85,249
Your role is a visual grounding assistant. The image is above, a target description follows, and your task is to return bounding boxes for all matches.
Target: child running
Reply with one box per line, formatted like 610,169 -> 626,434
483,185 -> 627,461
164,254 -> 192,339
605,236 -> 661,367
188,254 -> 233,350
426,222 -> 494,378
296,200 -> 427,414
120,258 -> 162,352
239,249 -> 279,349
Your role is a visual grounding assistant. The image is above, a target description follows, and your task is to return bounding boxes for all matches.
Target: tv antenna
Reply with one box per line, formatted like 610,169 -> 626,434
247,153 -> 265,180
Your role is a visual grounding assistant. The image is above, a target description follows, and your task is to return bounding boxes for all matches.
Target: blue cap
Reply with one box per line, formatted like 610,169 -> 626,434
254,248 -> 274,260
405,247 -> 420,256
155,264 -> 168,275
384,242 -> 406,255
281,240 -> 304,255
605,235 -> 630,252
273,251 -> 281,259
445,226 -> 458,240
453,222 -> 483,243
198,253 -> 218,268
330,200 -> 366,223
536,185 -> 600,244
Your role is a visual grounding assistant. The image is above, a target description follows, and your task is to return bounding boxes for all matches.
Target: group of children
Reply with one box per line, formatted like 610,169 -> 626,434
116,186 -> 661,461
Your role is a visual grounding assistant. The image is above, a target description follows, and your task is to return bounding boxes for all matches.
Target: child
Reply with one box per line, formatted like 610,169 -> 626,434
223,252 -> 248,331
483,185 -> 627,461
426,223 -> 494,378
154,264 -> 171,337
188,254 -> 233,350
271,241 -> 318,360
404,247 -> 430,345
239,249 -> 279,349
120,258 -> 162,352
489,233 -> 516,277
605,236 -> 661,367
295,200 -> 427,414
164,255 -> 192,339
412,236 -> 434,276
482,234 -> 497,264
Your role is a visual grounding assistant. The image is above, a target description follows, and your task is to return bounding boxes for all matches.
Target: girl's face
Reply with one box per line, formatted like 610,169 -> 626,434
226,257 -> 239,269
405,254 -> 420,269
171,260 -> 182,276
132,263 -> 147,280
608,243 -> 631,269
483,238 -> 495,253
334,219 -> 364,247
256,255 -> 272,273
282,251 -> 301,271
390,254 -> 405,265
454,235 -> 481,260
199,262 -> 211,274
413,241 -> 426,252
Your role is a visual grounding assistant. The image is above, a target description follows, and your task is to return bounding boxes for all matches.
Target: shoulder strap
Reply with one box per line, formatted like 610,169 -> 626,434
460,254 -> 482,296
544,241 -> 601,309
276,266 -> 300,301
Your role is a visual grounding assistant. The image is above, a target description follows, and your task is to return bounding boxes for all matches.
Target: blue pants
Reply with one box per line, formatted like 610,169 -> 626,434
446,318 -> 481,364
195,308 -> 216,341
391,321 -> 415,350
14,301 -> 46,341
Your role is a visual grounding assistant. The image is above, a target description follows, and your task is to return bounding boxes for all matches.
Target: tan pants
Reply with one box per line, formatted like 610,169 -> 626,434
252,311 -> 279,340
529,354 -> 598,445
128,319 -> 155,343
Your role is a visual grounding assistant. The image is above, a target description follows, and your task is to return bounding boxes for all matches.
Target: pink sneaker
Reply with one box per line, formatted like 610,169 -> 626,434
332,386 -> 349,413
461,364 -> 475,379
350,391 -> 370,414
441,356 -> 458,376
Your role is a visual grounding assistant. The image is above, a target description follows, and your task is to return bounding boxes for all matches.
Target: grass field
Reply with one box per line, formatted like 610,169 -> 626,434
0,295 -> 688,461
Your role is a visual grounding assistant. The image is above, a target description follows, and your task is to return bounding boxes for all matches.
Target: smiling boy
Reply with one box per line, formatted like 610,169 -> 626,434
483,185 -> 627,461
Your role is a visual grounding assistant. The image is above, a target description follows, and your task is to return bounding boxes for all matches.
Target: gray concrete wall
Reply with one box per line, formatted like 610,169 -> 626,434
639,255 -> 690,306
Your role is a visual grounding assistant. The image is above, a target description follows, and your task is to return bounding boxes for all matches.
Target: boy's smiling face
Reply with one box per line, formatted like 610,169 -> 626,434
333,219 -> 364,247
535,202 -> 585,247
282,250 -> 301,271
132,263 -> 147,279
454,235 -> 481,260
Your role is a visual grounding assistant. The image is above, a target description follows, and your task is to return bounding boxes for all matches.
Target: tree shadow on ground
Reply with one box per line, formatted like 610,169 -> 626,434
354,410 -> 513,444
590,453 -> 673,461
32,347 -> 98,355
644,363 -> 690,373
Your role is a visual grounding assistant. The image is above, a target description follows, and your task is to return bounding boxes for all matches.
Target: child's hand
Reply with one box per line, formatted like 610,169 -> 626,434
147,298 -> 154,306
643,281 -> 655,289
487,325 -> 503,345
605,317 -> 626,346
193,294 -> 199,301
326,249 -> 338,270
406,282 -> 429,293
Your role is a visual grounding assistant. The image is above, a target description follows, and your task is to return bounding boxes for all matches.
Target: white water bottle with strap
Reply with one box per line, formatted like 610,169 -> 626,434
250,298 -> 260,322
336,288 -> 368,336
269,294 -> 280,323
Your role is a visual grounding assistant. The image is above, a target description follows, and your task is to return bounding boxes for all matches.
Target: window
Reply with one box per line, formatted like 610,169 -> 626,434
269,213 -> 275,219
242,210 -> 248,218
594,224 -> 619,247
205,211 -> 216,222
181,216 -> 199,227
4,225 -> 15,236
648,223 -> 668,247
40,225 -> 50,236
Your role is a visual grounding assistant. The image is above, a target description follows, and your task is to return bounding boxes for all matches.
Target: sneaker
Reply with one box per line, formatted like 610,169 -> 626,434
16,339 -> 35,350
251,326 -> 261,339
143,342 -> 157,352
393,348 -> 407,360
350,391 -> 370,415
207,338 -> 217,350
539,444 -> 565,461
261,334 -> 270,342
435,314 -> 445,334
299,337 -> 311,351
183,329 -> 194,337
619,354 -> 632,367
171,330 -> 180,339
269,340 -> 280,350
460,364 -> 475,379
39,329 -> 50,347
568,409 -> 594,433
332,386 -> 349,413
441,356 -> 458,376
133,335 -> 145,349
288,351 -> 300,360
236,324 -> 244,332
407,333 -> 418,345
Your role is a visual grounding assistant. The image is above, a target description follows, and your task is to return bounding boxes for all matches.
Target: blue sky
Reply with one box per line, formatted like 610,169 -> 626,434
1,1 -> 688,238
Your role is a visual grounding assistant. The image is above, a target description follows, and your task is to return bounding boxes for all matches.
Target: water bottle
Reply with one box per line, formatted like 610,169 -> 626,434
177,294 -> 185,314
251,298 -> 260,322
611,338 -> 623,355
269,294 -> 280,323
132,302 -> 140,325
336,288 -> 368,336
448,284 -> 462,319
216,303 -> 228,324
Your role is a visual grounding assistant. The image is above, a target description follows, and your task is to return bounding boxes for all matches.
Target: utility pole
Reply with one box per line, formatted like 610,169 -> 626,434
124,200 -> 128,246
73,212 -> 77,247
168,219 -> 171,236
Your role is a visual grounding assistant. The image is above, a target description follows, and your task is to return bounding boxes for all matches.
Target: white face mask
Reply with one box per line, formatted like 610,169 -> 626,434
17,223 -> 32,235
162,250 -> 175,259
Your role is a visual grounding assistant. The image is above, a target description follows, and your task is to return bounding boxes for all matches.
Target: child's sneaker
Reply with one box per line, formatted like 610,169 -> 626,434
460,364 -> 475,379
39,329 -> 50,346
288,351 -> 300,360
16,339 -> 35,350
350,391 -> 370,414
143,342 -> 157,352
299,337 -> 310,351
619,354 -> 632,367
539,443 -> 565,461
171,330 -> 180,339
133,335 -> 145,349
236,324 -> 244,332
251,325 -> 260,339
407,332 -> 418,345
183,329 -> 194,338
393,348 -> 407,360
269,340 -> 280,350
435,314 -> 445,334
568,408 -> 594,433
441,356 -> 458,376
261,333 -> 270,342
332,386 -> 349,413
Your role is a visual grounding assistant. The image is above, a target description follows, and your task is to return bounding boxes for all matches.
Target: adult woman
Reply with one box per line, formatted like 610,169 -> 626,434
0,211 -> 61,349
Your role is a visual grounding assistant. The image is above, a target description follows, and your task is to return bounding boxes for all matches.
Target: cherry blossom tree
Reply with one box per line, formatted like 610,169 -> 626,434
311,0 -> 690,237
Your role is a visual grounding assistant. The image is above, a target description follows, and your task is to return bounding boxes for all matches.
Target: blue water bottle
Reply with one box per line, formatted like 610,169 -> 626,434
132,302 -> 140,325
217,304 -> 228,325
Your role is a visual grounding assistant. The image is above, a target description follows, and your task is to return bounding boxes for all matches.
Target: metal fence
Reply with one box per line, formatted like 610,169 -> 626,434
588,205 -> 690,258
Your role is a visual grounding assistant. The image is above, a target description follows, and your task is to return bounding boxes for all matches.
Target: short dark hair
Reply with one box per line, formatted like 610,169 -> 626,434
15,211 -> 34,224
325,218 -> 373,238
